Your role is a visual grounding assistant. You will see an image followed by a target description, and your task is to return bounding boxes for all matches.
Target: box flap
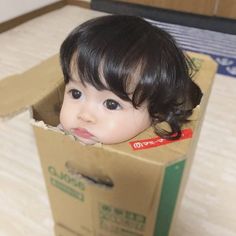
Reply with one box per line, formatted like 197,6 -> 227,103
0,54 -> 62,119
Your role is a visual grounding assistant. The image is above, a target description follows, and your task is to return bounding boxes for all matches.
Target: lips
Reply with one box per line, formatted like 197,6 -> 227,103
72,128 -> 94,139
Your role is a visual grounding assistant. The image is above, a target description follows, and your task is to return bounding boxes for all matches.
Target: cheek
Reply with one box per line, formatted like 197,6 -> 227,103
59,100 -> 74,130
97,112 -> 151,144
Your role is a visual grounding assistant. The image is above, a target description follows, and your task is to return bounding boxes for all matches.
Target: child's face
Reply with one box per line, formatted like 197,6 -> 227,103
60,78 -> 151,145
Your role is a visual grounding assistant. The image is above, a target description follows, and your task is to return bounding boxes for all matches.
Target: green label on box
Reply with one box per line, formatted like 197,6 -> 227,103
50,177 -> 84,201
154,160 -> 186,236
99,203 -> 146,236
48,165 -> 85,202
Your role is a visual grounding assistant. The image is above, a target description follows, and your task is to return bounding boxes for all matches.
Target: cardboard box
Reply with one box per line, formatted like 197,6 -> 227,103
0,52 -> 217,236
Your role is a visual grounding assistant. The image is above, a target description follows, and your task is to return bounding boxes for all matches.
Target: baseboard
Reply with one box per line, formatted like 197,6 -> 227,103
66,0 -> 90,9
91,0 -> 236,35
0,0 -> 66,33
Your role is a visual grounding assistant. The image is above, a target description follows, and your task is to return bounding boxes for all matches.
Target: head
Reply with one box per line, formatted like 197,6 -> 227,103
59,15 -> 202,145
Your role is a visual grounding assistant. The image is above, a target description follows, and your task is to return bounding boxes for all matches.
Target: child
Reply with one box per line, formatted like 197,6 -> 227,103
59,15 -> 202,145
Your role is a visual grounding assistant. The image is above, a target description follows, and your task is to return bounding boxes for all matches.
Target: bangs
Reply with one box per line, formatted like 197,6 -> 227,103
74,45 -> 145,103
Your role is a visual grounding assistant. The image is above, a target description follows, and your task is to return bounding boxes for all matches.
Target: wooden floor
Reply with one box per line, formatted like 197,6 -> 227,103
0,6 -> 236,236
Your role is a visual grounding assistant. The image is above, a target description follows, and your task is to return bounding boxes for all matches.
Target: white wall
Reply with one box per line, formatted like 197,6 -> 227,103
0,0 -> 60,23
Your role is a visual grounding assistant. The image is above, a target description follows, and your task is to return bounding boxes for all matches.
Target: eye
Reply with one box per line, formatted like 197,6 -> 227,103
69,89 -> 82,99
103,99 -> 122,110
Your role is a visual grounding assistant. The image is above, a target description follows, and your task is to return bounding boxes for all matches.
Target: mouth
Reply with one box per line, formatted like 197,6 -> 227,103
72,128 -> 95,139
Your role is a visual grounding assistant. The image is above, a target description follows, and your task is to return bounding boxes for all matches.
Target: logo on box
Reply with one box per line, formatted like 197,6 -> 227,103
129,128 -> 193,151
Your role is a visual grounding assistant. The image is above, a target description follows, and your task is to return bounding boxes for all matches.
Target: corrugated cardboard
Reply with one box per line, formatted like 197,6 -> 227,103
0,52 -> 217,236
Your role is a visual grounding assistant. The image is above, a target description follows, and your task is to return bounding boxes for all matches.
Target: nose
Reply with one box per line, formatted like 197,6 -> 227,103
77,103 -> 96,123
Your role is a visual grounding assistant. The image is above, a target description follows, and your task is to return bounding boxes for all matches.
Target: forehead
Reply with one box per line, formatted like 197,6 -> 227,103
70,54 -> 143,94
69,54 -> 108,89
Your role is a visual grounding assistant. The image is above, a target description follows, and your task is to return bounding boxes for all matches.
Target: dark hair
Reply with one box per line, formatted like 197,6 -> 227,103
60,15 -> 202,140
